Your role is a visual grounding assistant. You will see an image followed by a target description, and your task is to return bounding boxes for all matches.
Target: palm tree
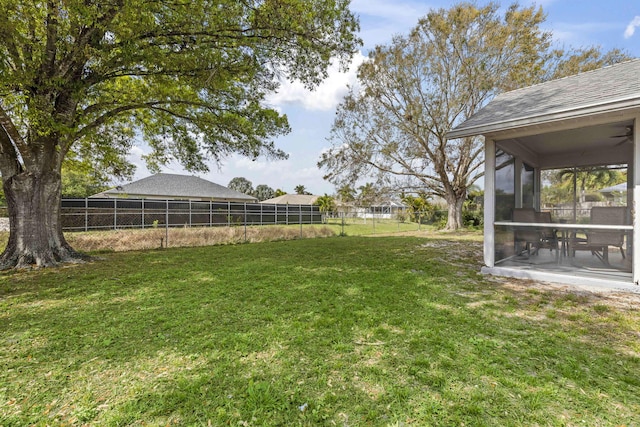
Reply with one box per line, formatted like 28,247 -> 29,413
555,167 -> 624,203
315,194 -> 336,223
295,185 -> 311,195
357,183 -> 378,207
336,184 -> 356,203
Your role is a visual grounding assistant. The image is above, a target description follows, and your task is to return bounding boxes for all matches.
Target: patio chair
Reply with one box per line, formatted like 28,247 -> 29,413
512,208 -> 559,260
570,206 -> 627,265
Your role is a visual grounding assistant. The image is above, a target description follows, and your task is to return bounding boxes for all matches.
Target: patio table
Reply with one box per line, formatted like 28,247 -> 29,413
494,221 -> 633,261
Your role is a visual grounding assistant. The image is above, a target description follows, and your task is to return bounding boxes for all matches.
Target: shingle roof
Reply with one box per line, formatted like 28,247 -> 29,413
260,194 -> 319,205
95,173 -> 257,201
448,59 -> 640,138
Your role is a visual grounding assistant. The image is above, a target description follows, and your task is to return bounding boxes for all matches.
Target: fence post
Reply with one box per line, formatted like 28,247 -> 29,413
188,200 -> 192,227
260,203 -> 263,226
165,199 -> 169,247
286,204 -> 289,225
84,198 -> 88,232
141,199 -> 145,229
209,200 -> 213,227
299,204 -> 303,238
274,204 -> 277,225
113,199 -> 117,230
227,201 -> 231,227
244,202 -> 247,241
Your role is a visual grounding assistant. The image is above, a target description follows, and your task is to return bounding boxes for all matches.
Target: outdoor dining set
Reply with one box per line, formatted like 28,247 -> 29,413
510,206 -> 630,266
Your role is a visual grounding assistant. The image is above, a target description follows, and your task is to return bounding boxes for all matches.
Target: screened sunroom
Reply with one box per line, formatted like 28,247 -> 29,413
448,59 -> 640,290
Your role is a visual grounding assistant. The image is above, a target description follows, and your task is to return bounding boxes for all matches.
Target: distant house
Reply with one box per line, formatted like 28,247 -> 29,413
599,183 -> 627,205
350,200 -> 406,219
260,194 -> 320,205
91,173 -> 257,202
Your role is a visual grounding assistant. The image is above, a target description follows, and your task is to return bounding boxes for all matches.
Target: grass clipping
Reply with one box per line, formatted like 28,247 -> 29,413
64,225 -> 336,253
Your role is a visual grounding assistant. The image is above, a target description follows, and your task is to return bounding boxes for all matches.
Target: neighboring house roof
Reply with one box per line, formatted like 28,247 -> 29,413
373,200 -> 406,208
260,194 -> 320,205
448,59 -> 640,139
91,173 -> 257,202
599,183 -> 627,193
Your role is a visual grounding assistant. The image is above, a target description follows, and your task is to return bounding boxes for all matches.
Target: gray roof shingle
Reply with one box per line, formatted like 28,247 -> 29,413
96,173 -> 256,201
448,58 -> 640,138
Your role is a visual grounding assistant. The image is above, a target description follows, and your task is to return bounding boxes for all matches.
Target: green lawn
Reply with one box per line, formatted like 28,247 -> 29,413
1,236 -> 639,426
322,218 -> 439,236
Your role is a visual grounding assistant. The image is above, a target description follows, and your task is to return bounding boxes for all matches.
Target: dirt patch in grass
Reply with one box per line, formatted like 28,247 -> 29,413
491,276 -> 640,309
364,229 -> 482,241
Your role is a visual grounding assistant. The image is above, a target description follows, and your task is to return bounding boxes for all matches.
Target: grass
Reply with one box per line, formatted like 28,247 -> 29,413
323,218 -> 440,236
1,236 -> 639,426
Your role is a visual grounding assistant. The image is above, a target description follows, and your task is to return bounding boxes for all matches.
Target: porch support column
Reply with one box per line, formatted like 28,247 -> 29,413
633,116 -> 640,285
484,138 -> 496,268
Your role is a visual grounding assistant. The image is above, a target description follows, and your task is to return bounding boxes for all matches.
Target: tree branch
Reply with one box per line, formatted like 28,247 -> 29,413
75,100 -> 205,140
0,19 -> 23,73
40,0 -> 59,80
58,1 -> 124,84
0,118 -> 23,179
0,105 -> 28,156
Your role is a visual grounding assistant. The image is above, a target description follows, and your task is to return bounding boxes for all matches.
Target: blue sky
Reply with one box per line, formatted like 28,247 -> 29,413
127,0 -> 640,195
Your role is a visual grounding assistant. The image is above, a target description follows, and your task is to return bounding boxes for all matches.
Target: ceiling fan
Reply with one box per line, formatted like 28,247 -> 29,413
611,125 -> 633,145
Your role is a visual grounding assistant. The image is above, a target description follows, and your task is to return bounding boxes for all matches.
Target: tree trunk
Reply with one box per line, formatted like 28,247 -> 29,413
0,171 -> 88,269
445,193 -> 464,230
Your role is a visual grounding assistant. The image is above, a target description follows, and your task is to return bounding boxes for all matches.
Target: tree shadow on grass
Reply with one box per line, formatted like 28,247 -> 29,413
2,238 -> 640,424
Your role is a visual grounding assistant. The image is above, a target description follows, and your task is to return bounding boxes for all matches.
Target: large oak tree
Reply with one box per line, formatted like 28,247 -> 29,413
0,0 -> 360,268
318,2 -> 630,230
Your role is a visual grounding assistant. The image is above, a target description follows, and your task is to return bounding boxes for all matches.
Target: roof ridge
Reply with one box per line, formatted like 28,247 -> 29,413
154,172 -> 197,178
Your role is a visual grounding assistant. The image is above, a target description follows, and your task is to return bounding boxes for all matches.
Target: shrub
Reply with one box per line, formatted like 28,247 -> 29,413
463,209 -> 483,228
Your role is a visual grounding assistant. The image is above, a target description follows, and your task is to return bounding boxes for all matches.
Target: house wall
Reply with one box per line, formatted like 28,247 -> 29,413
633,115 -> 640,285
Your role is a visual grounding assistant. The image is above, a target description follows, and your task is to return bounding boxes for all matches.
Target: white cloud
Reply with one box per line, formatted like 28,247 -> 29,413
624,16 -> 640,39
351,0 -> 432,48
266,51 -> 367,112
200,154 -> 331,194
125,146 -> 149,182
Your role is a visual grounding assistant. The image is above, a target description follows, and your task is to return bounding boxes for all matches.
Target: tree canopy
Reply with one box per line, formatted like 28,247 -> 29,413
254,184 -> 275,201
541,167 -> 626,206
0,0 -> 360,268
61,159 -> 111,198
228,177 -> 255,196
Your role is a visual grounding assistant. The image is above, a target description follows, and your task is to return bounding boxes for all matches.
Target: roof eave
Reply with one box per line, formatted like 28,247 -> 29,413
447,97 -> 640,139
